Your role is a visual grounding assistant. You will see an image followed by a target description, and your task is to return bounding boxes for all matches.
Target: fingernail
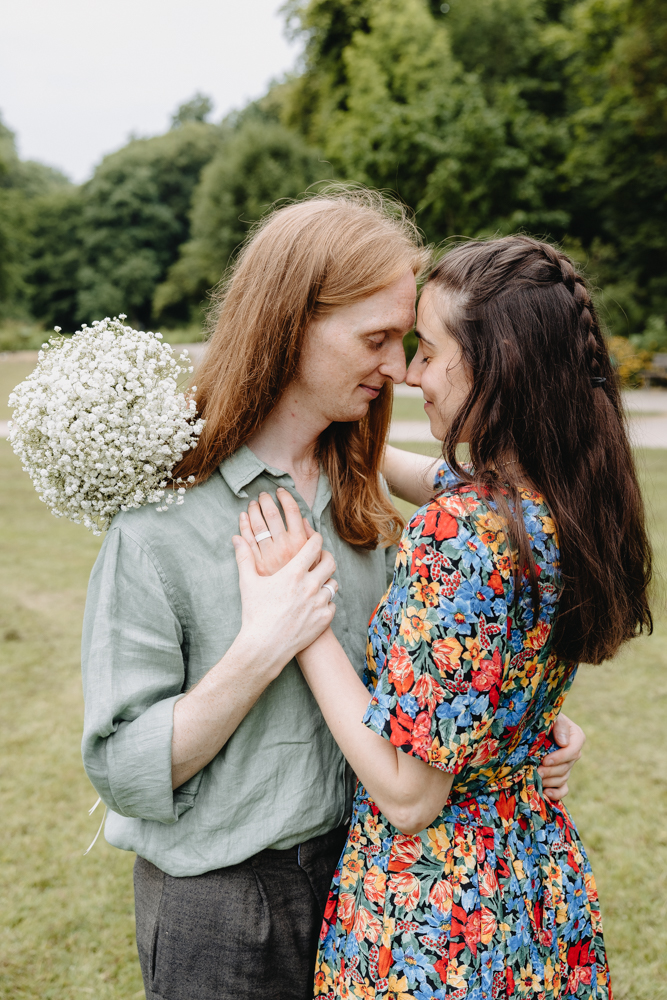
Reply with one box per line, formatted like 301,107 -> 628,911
240,512 -> 247,520
232,537 -> 241,549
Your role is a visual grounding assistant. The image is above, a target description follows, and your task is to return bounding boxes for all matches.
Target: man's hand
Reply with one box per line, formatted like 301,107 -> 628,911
538,713 -> 586,801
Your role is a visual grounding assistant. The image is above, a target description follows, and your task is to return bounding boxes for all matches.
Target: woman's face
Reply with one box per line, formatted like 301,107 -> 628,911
406,283 -> 472,442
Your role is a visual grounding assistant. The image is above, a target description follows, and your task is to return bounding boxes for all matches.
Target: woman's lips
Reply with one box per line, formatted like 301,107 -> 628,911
359,384 -> 382,398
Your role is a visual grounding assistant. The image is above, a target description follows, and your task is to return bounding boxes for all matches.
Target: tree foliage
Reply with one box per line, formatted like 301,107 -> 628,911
75,122 -> 225,326
153,120 -> 329,318
1,2 -> 665,339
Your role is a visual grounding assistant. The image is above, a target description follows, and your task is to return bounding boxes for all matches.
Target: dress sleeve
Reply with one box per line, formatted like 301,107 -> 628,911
363,493 -> 509,775
81,525 -> 191,824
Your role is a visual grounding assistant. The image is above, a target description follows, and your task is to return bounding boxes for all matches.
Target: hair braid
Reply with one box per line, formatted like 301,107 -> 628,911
542,245 -> 604,380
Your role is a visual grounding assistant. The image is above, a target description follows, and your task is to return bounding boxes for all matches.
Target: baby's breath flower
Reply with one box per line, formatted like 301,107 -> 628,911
8,317 -> 205,534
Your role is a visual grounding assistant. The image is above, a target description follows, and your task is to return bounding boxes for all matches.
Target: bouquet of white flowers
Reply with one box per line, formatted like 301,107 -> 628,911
8,316 -> 205,534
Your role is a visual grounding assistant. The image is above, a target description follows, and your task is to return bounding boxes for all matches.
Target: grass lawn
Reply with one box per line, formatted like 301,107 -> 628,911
1,362 -> 667,995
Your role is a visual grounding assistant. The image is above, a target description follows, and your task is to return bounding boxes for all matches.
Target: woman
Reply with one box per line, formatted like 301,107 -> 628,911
234,236 -> 652,998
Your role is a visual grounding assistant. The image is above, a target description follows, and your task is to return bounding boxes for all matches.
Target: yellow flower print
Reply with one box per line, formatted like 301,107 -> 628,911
544,956 -> 555,991
428,739 -> 453,770
381,916 -> 396,950
396,537 -> 410,567
399,607 -> 434,645
453,835 -> 476,869
314,963 -> 333,995
476,509 -> 505,534
512,856 -> 527,881
341,850 -> 364,888
363,813 -> 384,846
445,958 -> 470,989
463,635 -> 484,669
387,974 -> 412,1000
518,962 -> 542,995
426,824 -> 452,862
412,577 -> 440,607
352,982 -> 375,999
541,515 -> 557,535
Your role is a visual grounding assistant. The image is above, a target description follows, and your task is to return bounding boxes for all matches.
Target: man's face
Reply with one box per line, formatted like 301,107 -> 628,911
294,269 -> 417,424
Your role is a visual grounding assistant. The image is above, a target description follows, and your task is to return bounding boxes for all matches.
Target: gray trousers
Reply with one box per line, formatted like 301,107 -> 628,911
134,825 -> 347,1000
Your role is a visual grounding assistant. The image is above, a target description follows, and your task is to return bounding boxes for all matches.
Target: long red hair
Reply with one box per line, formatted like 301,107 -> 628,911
174,191 -> 430,548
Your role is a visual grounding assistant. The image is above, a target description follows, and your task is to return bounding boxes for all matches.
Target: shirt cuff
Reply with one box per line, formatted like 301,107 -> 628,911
105,694 -> 185,825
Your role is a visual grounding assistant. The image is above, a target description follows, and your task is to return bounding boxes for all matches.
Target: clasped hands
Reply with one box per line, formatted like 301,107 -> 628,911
232,488 -> 585,802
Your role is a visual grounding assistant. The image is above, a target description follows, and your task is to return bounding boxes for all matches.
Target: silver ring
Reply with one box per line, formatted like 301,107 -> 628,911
322,582 -> 336,603
253,530 -> 272,543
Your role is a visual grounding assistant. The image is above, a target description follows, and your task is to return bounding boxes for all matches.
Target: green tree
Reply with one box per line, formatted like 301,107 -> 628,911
281,0 -> 571,242
0,113 -> 70,318
549,0 -> 667,335
25,188 -> 84,331
153,120 -> 329,318
76,121 -> 225,326
171,93 -> 214,128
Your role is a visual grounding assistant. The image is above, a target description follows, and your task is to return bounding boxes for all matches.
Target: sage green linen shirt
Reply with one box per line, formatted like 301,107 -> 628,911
81,445 -> 395,877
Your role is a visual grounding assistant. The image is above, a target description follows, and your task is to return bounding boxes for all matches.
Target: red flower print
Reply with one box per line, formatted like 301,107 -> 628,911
389,702 -> 414,748
388,872 -> 421,911
472,647 -> 503,692
415,504 -> 459,541
567,966 -> 592,992
353,906 -> 382,944
387,643 -> 415,695
378,946 -> 393,978
432,636 -> 463,674
480,906 -> 497,944
428,878 -> 453,914
363,866 -> 387,906
478,863 -> 499,897
434,956 -> 448,983
411,710 -> 433,762
413,673 -> 446,713
488,568 -> 505,595
338,892 -> 356,934
388,834 -> 423,872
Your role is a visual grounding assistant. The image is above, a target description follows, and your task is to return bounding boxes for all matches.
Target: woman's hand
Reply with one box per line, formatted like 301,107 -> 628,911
538,713 -> 586,801
238,487 -> 314,576
232,530 -> 338,675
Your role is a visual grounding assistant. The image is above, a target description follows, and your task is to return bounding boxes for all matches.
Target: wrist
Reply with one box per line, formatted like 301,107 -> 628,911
230,629 -> 289,681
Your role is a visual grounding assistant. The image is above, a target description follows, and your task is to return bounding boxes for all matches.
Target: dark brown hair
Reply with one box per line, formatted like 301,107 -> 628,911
427,235 -> 652,664
173,191 -> 430,548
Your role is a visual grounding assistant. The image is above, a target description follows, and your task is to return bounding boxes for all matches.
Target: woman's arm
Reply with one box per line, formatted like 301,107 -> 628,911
297,629 -> 453,835
382,444 -> 439,507
171,531 -> 336,789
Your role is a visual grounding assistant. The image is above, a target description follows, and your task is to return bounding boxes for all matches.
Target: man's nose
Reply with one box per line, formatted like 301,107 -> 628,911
378,339 -> 407,384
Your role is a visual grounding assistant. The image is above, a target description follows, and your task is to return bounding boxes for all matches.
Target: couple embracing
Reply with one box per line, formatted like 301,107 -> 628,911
81,193 -> 651,1000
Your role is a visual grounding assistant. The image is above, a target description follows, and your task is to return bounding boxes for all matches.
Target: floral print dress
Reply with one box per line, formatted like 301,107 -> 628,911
314,472 -> 612,1000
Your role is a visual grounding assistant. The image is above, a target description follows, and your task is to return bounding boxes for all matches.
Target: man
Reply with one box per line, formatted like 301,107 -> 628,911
81,193 -> 584,1000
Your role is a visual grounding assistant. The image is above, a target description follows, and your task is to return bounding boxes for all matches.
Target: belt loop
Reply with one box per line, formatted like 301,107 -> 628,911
297,843 -> 302,867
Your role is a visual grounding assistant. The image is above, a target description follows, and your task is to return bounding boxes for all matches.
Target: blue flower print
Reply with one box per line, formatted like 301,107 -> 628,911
362,690 -> 392,728
391,947 -> 435,987
449,526 -> 489,571
438,593 -> 477,634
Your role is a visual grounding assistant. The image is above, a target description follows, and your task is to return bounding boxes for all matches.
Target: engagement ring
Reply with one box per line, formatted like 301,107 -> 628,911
253,530 -> 272,543
322,582 -> 336,603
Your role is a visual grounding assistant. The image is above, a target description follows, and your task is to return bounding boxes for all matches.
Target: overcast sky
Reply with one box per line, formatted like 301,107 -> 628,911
1,0 -> 300,183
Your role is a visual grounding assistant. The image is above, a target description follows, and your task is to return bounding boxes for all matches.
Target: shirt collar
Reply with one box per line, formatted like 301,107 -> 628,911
218,445 -> 295,499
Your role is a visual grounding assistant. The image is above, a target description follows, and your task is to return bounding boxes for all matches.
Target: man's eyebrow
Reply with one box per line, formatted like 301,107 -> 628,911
414,328 -> 435,348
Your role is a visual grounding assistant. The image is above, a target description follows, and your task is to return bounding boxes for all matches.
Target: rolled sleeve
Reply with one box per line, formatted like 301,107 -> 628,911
81,525 -> 190,825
